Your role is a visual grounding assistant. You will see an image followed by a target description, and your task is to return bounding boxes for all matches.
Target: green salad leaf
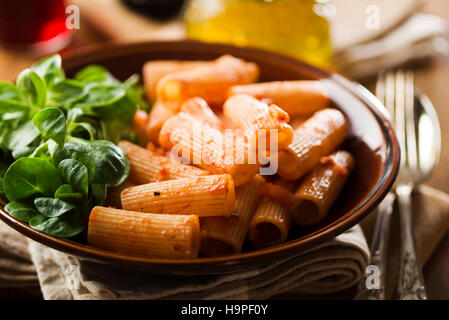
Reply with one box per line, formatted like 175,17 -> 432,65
4,120 -> 40,153
3,157 -> 62,201
67,122 -> 96,141
0,99 -> 29,116
54,184 -> 83,201
0,82 -> 29,116
47,79 -> 86,107
74,65 -> 119,86
58,159 -> 89,197
63,140 -> 129,186
76,85 -> 136,123
4,201 -> 38,223
0,54 -> 145,238
90,183 -> 107,206
34,197 -> 76,218
16,69 -> 47,109
31,54 -> 65,87
29,213 -> 85,238
32,107 -> 67,146
0,82 -> 21,101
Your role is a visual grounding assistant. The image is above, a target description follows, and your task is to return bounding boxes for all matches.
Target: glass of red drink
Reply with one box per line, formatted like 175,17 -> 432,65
0,0 -> 71,54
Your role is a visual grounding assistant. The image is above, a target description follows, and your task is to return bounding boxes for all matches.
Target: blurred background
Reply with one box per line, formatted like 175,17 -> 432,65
1,0 -> 448,79
0,0 -> 449,299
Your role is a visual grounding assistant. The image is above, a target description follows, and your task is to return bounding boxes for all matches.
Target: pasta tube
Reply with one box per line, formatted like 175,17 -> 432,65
120,174 -> 235,217
146,100 -> 179,143
248,179 -> 297,248
145,141 -> 157,152
277,108 -> 347,180
180,97 -> 223,130
105,179 -> 136,209
289,116 -> 308,130
156,55 -> 259,106
260,179 -> 298,207
118,140 -> 206,184
292,150 -> 355,226
143,60 -> 209,100
248,198 -> 291,249
159,112 -> 259,186
200,175 -> 264,256
228,80 -> 329,116
88,206 -> 200,259
132,109 -> 149,146
223,94 -> 294,150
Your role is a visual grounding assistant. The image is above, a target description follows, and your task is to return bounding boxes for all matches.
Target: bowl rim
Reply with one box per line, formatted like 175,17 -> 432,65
0,40 -> 400,274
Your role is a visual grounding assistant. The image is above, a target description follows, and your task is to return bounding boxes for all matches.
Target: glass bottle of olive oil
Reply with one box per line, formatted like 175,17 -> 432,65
184,0 -> 332,68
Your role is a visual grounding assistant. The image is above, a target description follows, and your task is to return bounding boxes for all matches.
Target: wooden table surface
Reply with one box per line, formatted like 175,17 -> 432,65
0,0 -> 448,300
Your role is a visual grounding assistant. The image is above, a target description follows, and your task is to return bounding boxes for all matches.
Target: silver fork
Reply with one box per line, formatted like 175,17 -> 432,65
360,72 -> 398,300
385,70 -> 441,300
365,70 -> 441,300
391,71 -> 427,299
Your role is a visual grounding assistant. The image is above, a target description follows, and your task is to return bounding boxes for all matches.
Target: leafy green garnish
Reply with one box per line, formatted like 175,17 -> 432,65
29,213 -> 85,238
58,159 -> 89,197
3,158 -> 62,201
54,184 -> 83,201
0,54 -> 143,238
5,201 -> 38,223
16,69 -> 47,109
31,54 -> 65,87
34,197 -> 76,218
32,107 -> 67,146
4,120 -> 40,153
47,79 -> 86,107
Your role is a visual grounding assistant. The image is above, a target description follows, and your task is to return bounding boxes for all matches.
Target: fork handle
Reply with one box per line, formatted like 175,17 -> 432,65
361,192 -> 395,300
396,184 -> 427,300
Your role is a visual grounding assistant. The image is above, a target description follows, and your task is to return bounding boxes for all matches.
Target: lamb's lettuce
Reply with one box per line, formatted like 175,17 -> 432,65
0,54 -> 143,238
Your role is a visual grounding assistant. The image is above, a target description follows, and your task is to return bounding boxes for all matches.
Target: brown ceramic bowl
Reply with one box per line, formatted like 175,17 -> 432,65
0,40 -> 400,275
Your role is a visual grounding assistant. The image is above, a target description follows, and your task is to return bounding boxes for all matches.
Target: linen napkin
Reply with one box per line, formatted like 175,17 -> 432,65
0,216 -> 369,299
1,185 -> 449,299
25,225 -> 367,300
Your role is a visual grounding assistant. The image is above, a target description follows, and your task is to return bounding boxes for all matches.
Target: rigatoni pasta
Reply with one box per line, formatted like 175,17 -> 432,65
159,112 -> 259,186
105,179 -> 136,209
292,150 -> 355,226
248,198 -> 292,249
200,175 -> 264,256
223,94 -> 294,151
228,80 -> 329,116
143,60 -> 209,100
80,54 -> 358,260
260,179 -> 297,207
88,206 -> 200,259
277,108 -> 347,180
132,109 -> 149,146
248,179 -> 297,248
180,97 -> 223,130
118,140 -> 206,184
156,55 -> 259,106
146,100 -> 179,143
121,174 -> 235,217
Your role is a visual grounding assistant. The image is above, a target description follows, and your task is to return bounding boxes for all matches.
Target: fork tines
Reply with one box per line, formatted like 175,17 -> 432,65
376,70 -> 418,170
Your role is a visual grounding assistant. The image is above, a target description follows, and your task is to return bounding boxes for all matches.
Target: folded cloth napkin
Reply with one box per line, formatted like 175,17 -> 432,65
1,184 -> 449,300
27,226 -> 368,300
0,222 -> 37,290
